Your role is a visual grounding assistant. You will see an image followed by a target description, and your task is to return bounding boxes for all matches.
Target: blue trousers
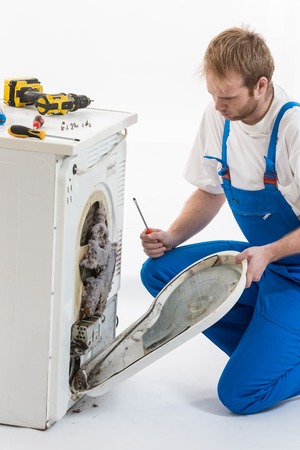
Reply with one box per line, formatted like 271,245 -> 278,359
140,240 -> 300,414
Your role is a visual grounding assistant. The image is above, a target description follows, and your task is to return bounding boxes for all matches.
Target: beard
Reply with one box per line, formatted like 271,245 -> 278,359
224,96 -> 259,122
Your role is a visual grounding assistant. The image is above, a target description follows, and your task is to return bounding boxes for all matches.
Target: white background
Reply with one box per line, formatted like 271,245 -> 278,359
2,0 -> 300,276
2,1 -> 300,448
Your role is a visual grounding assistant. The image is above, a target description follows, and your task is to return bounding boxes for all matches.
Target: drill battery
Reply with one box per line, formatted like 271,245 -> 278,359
4,77 -> 43,107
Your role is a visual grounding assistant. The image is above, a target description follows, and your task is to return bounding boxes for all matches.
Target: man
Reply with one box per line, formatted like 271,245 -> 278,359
139,26 -> 300,415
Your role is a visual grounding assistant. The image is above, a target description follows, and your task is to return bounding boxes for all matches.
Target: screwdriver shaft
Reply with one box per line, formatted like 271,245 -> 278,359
47,134 -> 80,141
133,197 -> 149,229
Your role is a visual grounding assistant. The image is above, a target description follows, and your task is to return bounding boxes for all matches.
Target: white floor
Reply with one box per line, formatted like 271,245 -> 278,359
1,275 -> 300,450
1,140 -> 300,449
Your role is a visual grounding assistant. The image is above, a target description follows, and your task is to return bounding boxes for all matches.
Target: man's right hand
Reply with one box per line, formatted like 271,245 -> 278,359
140,228 -> 174,258
139,189 -> 225,259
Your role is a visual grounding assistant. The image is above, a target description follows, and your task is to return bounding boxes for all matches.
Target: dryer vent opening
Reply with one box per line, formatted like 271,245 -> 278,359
79,200 -> 117,319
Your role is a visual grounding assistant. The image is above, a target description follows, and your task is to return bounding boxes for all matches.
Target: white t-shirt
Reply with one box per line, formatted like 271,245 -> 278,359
183,86 -> 300,217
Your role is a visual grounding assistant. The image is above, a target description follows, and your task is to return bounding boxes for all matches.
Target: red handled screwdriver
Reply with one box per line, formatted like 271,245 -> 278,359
33,115 -> 45,129
133,198 -> 152,234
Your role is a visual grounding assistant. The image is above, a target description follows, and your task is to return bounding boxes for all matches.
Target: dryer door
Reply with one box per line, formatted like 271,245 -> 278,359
70,251 -> 247,399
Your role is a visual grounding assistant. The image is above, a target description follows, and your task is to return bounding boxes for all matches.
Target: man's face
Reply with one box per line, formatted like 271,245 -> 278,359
206,72 -> 260,124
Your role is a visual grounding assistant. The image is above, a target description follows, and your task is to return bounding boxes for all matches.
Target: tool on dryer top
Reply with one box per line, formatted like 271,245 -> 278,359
133,197 -> 152,234
33,115 -> 44,129
8,125 -> 80,141
0,107 -> 6,125
3,77 -> 93,115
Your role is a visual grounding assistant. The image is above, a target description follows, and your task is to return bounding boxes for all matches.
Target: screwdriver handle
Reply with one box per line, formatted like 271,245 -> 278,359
33,115 -> 45,129
8,125 -> 46,140
0,107 -> 6,125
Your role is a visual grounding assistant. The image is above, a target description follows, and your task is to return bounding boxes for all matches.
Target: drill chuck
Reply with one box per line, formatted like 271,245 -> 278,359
70,94 -> 92,111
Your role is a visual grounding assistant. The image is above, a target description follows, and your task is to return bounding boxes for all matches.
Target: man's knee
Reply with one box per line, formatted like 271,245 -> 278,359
140,257 -> 165,297
217,371 -> 265,415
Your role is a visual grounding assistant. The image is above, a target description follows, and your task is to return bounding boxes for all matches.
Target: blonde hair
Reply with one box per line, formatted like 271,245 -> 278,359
201,26 -> 275,91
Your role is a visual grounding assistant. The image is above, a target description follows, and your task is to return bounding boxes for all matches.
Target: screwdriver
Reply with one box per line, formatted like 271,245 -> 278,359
8,125 -> 80,141
0,107 -> 6,125
8,125 -> 46,139
33,115 -> 44,129
133,197 -> 152,234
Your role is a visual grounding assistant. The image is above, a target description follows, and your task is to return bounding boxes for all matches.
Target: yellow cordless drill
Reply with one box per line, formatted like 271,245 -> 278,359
3,77 -> 93,115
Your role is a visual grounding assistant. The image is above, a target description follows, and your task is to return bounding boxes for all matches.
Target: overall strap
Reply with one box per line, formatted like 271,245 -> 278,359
267,101 -> 300,163
222,119 -> 230,162
264,101 -> 300,189
204,119 -> 231,183
219,119 -> 231,182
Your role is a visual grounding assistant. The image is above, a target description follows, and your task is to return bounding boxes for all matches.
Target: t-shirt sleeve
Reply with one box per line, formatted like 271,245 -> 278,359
183,102 -> 225,194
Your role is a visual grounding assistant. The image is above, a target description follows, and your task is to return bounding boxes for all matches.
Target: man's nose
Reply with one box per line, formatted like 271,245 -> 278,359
214,97 -> 224,111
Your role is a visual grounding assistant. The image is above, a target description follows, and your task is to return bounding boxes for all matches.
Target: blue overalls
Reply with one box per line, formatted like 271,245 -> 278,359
140,101 -> 300,414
